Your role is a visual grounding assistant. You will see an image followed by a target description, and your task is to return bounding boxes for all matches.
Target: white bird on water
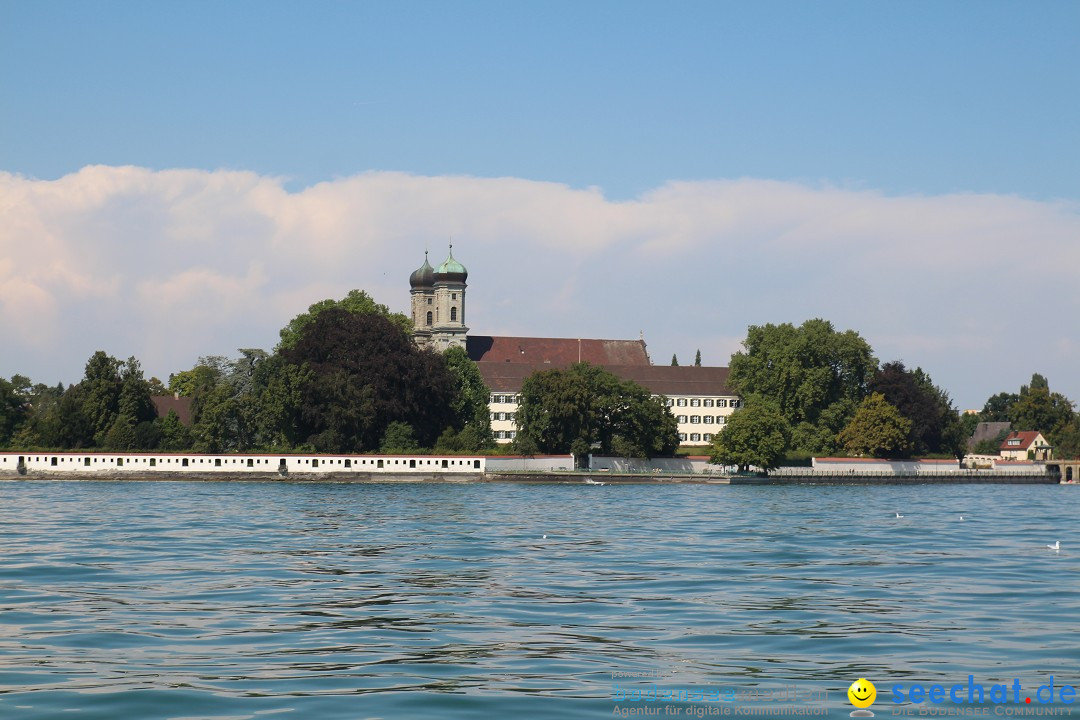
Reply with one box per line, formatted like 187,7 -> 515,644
1048,541 -> 1060,551
895,512 -> 904,518
959,515 -> 964,521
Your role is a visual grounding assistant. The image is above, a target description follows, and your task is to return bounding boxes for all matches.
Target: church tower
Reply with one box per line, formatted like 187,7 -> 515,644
410,245 -> 468,351
409,251 -> 435,348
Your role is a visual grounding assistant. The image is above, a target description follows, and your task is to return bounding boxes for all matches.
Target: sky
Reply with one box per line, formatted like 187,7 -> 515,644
1,0 -> 1078,411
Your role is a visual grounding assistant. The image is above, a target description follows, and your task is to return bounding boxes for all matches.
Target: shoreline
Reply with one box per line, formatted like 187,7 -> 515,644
0,470 -> 1065,484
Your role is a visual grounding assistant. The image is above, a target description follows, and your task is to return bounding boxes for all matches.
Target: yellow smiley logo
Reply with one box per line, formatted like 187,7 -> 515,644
848,678 -> 876,709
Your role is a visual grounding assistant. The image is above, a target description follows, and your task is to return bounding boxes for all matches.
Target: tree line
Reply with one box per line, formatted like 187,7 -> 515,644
711,319 -> 1080,470
0,291 -> 496,455
3,304 -> 1076,465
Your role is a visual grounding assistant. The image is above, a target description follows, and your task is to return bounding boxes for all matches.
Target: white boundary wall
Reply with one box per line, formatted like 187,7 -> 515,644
788,457 -> 1048,475
588,455 -> 727,474
484,455 -> 575,472
0,452 -> 485,476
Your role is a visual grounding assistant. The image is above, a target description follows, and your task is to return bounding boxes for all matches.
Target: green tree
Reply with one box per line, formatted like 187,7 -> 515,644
0,377 -> 25,446
1008,376 -> 1074,436
157,410 -> 193,451
980,392 -> 1018,422
516,362 -> 678,464
694,349 -> 701,367
81,351 -> 123,444
869,362 -> 964,456
728,319 -> 877,452
671,354 -> 679,366
443,346 -> 494,451
837,393 -> 913,458
277,289 -> 412,350
280,308 -> 456,452
1052,420 -> 1080,459
709,398 -> 791,471
381,421 -> 420,453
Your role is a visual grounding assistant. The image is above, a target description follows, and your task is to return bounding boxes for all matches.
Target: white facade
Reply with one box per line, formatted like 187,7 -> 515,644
664,394 -> 741,446
489,392 -> 520,442
1,452 -> 485,476
487,390 -> 740,446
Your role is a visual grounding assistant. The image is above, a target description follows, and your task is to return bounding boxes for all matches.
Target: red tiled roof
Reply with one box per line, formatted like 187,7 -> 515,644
999,431 -> 1045,451
151,395 -> 192,426
467,336 -> 650,366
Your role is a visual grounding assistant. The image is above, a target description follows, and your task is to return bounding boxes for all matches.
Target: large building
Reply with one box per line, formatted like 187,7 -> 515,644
408,250 -> 740,446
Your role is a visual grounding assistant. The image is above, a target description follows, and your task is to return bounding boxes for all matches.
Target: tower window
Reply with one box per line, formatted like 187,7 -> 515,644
427,298 -> 432,305
450,306 -> 457,321
452,293 -> 457,300
426,311 -> 432,326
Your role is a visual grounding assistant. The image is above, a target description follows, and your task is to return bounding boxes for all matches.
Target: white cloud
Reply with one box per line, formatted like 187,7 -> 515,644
1,166 -> 1077,408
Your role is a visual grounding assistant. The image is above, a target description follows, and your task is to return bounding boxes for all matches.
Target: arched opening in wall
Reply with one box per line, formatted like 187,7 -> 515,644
441,459 -> 448,469
116,458 -> 123,467
215,458 -> 221,467
426,311 -> 432,326
409,459 -> 416,468
84,457 -> 91,467
278,458 -> 288,474
473,459 -> 480,469
150,458 -> 157,467
312,458 -> 319,468
51,457 -> 58,466
1068,467 -> 1074,482
344,459 -> 351,468
247,458 -> 254,468
182,458 -> 189,467
377,459 -> 384,469
450,307 -> 457,321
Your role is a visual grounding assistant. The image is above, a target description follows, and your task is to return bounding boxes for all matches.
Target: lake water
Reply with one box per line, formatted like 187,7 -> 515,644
1,480 -> 1077,719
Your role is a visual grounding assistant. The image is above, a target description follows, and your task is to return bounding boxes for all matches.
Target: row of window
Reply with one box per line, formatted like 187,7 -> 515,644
675,415 -> 727,425
491,412 -> 516,422
668,398 -> 739,408
10,455 -> 480,469
490,394 -> 521,404
495,430 -> 518,440
678,433 -> 714,442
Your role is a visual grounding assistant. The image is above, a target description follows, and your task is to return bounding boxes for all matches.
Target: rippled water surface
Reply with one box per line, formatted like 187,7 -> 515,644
1,480 -> 1078,719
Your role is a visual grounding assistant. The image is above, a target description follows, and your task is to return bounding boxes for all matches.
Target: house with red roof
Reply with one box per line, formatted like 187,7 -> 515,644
999,431 -> 1052,461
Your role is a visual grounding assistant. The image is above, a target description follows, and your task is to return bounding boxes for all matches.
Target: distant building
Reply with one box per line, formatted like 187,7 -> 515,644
408,250 -> 740,446
968,421 -> 1011,452
999,431 -> 1052,461
151,394 -> 192,425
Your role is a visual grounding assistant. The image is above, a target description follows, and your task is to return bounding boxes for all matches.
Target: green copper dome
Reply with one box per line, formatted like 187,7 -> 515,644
409,252 -> 435,288
435,245 -> 468,283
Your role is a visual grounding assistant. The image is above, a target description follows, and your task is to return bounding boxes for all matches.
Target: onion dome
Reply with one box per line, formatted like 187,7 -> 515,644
435,245 -> 468,283
409,252 -> 435,288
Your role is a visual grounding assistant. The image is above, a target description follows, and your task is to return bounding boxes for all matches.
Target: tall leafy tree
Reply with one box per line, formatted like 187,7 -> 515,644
869,361 -> 964,457
281,308 -> 456,452
277,289 -> 412,350
728,319 -> 877,451
1008,376 -> 1074,436
0,377 -> 25,446
837,393 -> 913,458
709,398 -> 790,471
81,351 -> 123,444
516,362 -> 678,462
443,346 -> 494,451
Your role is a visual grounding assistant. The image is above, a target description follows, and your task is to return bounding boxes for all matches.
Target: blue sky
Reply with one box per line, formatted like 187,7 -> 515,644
1,1 -> 1078,411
